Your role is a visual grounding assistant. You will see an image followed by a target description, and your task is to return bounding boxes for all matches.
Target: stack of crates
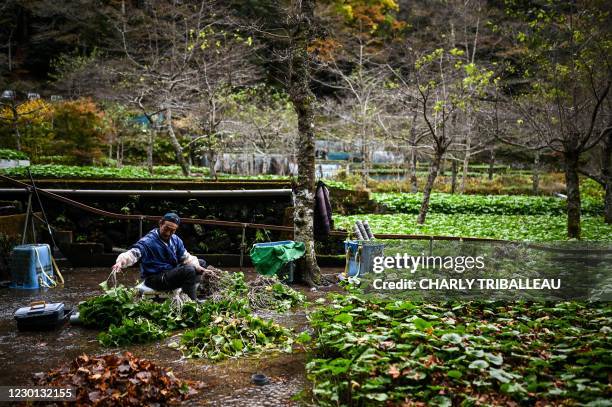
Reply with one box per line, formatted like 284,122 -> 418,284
9,244 -> 54,289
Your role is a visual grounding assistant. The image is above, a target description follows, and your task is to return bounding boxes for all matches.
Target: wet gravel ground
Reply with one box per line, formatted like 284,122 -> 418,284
0,265 -> 343,406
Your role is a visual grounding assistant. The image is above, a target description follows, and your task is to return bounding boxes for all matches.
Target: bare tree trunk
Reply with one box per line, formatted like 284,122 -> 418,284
287,0 -> 320,286
605,180 -> 612,224
360,133 -> 369,187
439,158 -> 446,176
166,108 -> 190,177
410,150 -> 418,193
488,146 -> 495,181
207,150 -> 217,180
564,151 -> 581,239
147,129 -> 154,175
532,151 -> 540,195
603,133 -> 611,223
460,140 -> 471,194
117,136 -> 124,168
116,136 -> 120,165
451,159 -> 457,194
405,147 -> 418,193
418,152 -> 442,224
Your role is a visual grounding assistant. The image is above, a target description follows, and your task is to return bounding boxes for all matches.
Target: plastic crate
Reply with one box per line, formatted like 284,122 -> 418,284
9,244 -> 54,289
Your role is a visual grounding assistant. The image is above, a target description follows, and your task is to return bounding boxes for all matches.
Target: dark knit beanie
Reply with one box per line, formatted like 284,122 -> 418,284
162,212 -> 181,225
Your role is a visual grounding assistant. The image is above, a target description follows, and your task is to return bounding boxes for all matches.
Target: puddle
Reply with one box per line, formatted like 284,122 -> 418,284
0,266 -> 341,405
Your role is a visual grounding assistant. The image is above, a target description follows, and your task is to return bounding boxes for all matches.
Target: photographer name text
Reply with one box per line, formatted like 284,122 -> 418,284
372,278 -> 561,290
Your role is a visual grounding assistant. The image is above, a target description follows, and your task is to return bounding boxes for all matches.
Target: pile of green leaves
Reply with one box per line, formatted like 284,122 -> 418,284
373,192 -> 603,216
306,295 -> 612,406
0,148 -> 29,160
78,287 -> 205,345
179,314 -> 294,361
96,299 -> 248,347
99,317 -> 167,347
78,272 -> 306,356
269,281 -> 307,311
335,213 -> 612,241
247,277 -> 307,312
204,270 -> 306,312
78,286 -> 136,329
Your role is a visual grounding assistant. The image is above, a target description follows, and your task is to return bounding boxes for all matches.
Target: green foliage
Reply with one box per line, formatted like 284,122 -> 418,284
179,314 -> 294,361
581,178 -> 605,200
46,99 -> 108,165
99,317 -> 167,347
78,286 -> 136,329
79,272 -> 306,359
248,280 -> 308,312
0,164 -> 209,179
322,179 -> 353,190
335,213 -> 612,241
414,47 -> 496,119
332,0 -> 406,38
307,295 -> 612,405
373,192 -> 604,216
270,281 -> 307,311
0,149 -> 29,160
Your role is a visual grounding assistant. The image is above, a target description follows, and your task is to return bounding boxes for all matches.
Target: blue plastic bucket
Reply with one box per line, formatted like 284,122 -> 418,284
252,240 -> 294,248
9,244 -> 54,289
344,240 -> 385,277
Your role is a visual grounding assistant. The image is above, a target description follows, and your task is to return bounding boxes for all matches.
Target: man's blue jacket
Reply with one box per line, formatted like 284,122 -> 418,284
131,228 -> 186,278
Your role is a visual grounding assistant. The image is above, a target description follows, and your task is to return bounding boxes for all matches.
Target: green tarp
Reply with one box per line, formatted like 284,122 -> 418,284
249,241 -> 305,276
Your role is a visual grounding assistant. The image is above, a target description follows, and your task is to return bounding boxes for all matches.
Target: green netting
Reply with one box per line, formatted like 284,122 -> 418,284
249,241 -> 305,276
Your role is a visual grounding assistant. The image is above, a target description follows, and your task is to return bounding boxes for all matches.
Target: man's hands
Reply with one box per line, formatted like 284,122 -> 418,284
111,262 -> 123,274
195,264 -> 206,274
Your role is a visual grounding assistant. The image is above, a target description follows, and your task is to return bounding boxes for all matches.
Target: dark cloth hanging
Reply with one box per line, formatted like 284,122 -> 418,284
313,181 -> 333,239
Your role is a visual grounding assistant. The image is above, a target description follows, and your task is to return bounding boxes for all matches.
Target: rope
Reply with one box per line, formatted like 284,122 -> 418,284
170,291 -> 191,312
27,169 -> 59,251
51,256 -> 64,285
34,247 -> 57,288
343,247 -> 351,278
104,268 -> 118,289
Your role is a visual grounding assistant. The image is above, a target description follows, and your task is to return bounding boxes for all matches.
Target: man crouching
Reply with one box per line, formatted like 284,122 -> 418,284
111,212 -> 206,301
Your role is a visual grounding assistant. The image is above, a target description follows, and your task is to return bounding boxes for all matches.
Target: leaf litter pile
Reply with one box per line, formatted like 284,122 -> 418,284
33,352 -> 201,406
77,268 -> 305,361
307,294 -> 612,406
